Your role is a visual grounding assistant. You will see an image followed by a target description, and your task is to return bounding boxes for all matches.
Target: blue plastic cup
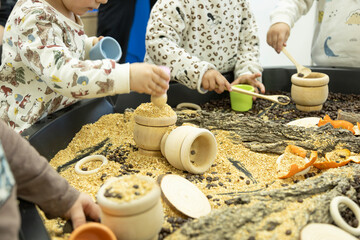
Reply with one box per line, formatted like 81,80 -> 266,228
89,36 -> 122,62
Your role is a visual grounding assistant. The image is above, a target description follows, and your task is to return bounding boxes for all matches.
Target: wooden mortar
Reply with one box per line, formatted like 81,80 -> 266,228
133,102 -> 177,157
291,72 -> 329,112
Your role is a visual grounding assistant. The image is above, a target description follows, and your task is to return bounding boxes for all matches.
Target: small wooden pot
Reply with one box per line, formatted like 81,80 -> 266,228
133,114 -> 177,156
160,126 -> 217,174
97,176 -> 164,240
291,72 -> 329,111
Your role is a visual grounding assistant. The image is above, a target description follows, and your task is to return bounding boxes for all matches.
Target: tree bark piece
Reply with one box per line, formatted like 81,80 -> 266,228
337,110 -> 360,124
167,164 -> 360,240
176,111 -> 360,155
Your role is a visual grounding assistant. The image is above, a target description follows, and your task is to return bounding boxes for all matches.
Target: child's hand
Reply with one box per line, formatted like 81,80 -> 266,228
232,73 -> 265,100
266,22 -> 290,53
64,193 -> 101,229
202,69 -> 232,94
129,63 -> 170,95
92,36 -> 104,46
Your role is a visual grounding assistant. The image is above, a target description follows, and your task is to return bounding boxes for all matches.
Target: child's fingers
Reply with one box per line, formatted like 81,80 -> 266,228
155,76 -> 170,91
215,76 -> 229,93
267,34 -> 278,50
70,208 -> 87,229
148,79 -> 168,95
153,66 -> 170,82
224,80 -> 232,92
149,69 -> 169,88
254,72 -> 262,78
208,78 -> 217,91
252,79 -> 265,94
85,204 -> 101,223
153,77 -> 169,91
202,80 -> 210,90
214,82 -> 224,93
152,86 -> 167,95
276,39 -> 283,53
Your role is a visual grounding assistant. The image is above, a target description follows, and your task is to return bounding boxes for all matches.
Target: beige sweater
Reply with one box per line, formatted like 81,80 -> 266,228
0,120 -> 79,240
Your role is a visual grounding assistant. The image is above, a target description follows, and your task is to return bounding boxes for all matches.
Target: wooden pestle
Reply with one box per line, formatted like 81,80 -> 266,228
151,94 -> 168,107
151,66 -> 171,107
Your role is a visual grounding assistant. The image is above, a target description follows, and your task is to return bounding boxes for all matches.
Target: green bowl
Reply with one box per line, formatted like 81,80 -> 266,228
230,84 -> 254,112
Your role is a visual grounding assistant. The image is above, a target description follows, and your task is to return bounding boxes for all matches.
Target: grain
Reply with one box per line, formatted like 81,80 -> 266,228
41,109 -> 317,239
103,175 -> 155,203
134,102 -> 176,118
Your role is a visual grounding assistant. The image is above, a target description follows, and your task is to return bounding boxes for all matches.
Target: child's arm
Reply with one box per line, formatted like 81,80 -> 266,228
267,0 -> 315,53
269,0 -> 315,28
145,3 -> 215,94
0,120 -> 100,224
13,10 -> 130,99
234,1 -> 262,80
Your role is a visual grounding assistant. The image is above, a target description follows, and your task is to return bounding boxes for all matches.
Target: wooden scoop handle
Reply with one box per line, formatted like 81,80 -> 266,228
231,86 -> 290,105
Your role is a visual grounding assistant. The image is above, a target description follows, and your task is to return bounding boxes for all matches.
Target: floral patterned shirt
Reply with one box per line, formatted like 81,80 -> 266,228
144,0 -> 263,93
0,0 -> 130,133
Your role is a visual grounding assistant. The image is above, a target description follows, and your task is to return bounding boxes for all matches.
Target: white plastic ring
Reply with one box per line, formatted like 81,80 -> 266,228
176,102 -> 201,111
75,155 -> 108,175
330,196 -> 360,236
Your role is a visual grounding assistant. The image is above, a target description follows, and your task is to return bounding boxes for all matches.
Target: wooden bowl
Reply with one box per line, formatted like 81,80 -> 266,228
161,126 -> 217,174
291,72 -> 329,111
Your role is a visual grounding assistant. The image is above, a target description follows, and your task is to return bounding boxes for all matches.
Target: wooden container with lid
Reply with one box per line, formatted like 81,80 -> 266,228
133,102 -> 177,156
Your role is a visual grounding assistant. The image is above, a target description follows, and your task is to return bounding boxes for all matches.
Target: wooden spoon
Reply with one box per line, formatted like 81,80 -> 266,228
282,47 -> 312,78
231,86 -> 291,105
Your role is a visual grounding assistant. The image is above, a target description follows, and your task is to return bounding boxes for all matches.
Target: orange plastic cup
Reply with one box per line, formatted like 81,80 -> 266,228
69,222 -> 116,240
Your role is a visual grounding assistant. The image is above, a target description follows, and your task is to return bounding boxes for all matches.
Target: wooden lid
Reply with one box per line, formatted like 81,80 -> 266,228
160,174 -> 211,218
134,114 -> 177,126
286,117 -> 320,128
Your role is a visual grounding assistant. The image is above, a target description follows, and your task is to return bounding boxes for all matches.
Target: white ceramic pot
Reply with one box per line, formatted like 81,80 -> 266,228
291,72 -> 329,111
161,126 -> 217,174
97,176 -> 164,240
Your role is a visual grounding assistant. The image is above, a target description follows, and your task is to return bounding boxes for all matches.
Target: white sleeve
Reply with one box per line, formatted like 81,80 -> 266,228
270,0 -> 315,28
84,36 -> 97,60
145,2 -> 215,94
234,1 -> 263,79
17,11 -> 130,99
